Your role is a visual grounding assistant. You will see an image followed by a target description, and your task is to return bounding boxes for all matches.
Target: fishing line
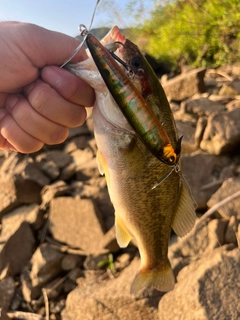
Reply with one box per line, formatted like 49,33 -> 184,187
60,0 -> 101,68
152,163 -> 197,208
152,166 -> 176,190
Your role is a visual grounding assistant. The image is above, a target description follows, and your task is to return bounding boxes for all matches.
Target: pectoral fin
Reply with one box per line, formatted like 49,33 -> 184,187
96,151 -> 111,186
96,151 -> 105,176
115,214 -> 132,248
171,181 -> 197,237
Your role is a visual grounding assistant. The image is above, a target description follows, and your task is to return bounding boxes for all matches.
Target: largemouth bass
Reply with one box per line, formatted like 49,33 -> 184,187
67,26 -> 196,293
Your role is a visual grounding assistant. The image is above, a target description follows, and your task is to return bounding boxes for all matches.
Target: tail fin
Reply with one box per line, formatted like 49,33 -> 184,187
130,264 -> 175,294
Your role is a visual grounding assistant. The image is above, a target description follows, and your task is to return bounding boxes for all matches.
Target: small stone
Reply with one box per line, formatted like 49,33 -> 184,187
207,178 -> 240,219
37,160 -> 60,180
68,124 -> 91,139
63,279 -> 77,293
0,309 -> 11,320
0,152 -> 24,174
163,68 -> 206,101
76,166 -> 100,181
49,197 -> 105,253
64,135 -> 92,153
175,121 -> 197,154
10,287 -> 22,311
226,99 -> 240,111
70,148 -> 94,167
208,94 -> 232,104
181,151 -> 230,209
88,138 -> 97,155
67,268 -> 84,283
0,204 -> 42,242
194,116 -> 208,147
181,97 -> 225,116
21,268 -> 40,302
170,102 -> 180,113
224,216 -> 238,244
42,277 -> 63,299
35,150 -> 72,170
200,108 -> 240,154
218,79 -> 240,96
217,64 -> 240,78
0,277 -> 15,310
0,172 -> 42,218
0,222 -> 36,276
58,163 -> 76,181
99,226 -> 120,253
61,255 -> 83,271
30,243 -> 64,288
207,219 -> 228,250
115,253 -> 132,271
0,266 -> 10,281
14,157 -> 50,187
40,180 -> 69,210
49,299 -> 65,315
237,224 -> 240,247
175,221 -> 209,260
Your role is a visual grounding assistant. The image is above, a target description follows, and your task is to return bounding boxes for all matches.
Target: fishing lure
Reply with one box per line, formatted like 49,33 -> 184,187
85,31 -> 181,167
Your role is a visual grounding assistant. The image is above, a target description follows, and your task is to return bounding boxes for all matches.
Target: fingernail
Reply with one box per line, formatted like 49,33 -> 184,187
6,95 -> 19,111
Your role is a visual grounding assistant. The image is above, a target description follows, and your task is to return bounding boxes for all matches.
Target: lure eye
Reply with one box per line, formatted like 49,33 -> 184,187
167,155 -> 176,165
131,56 -> 142,69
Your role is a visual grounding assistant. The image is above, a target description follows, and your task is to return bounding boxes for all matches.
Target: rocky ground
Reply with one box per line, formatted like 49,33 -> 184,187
0,64 -> 240,320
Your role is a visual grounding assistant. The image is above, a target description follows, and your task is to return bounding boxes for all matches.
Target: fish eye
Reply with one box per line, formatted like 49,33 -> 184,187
131,56 -> 142,68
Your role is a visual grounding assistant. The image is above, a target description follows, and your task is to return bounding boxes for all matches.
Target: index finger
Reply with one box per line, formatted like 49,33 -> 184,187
41,66 -> 95,107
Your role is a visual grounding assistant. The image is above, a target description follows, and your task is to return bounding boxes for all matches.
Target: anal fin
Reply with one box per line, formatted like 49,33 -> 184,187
171,180 -> 197,237
115,214 -> 132,248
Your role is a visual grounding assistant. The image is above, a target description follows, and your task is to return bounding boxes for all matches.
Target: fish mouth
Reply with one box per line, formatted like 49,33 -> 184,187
101,26 -> 126,47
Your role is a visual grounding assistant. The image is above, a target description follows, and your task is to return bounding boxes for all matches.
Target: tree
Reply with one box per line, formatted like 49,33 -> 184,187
130,0 -> 240,67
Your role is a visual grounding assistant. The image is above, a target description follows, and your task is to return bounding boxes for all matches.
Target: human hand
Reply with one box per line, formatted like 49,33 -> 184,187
0,21 -> 95,153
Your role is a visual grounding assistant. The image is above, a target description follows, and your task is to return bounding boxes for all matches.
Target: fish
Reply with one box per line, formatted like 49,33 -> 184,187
67,26 -> 196,293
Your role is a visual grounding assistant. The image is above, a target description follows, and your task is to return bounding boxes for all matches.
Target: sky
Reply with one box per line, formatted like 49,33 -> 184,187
0,0 -> 154,37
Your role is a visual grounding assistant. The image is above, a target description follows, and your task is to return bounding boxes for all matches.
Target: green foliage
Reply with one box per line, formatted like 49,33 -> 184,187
97,253 -> 115,271
131,0 -> 240,68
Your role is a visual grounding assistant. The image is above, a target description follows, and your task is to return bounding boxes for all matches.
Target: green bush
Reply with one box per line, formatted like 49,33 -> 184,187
131,0 -> 240,68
